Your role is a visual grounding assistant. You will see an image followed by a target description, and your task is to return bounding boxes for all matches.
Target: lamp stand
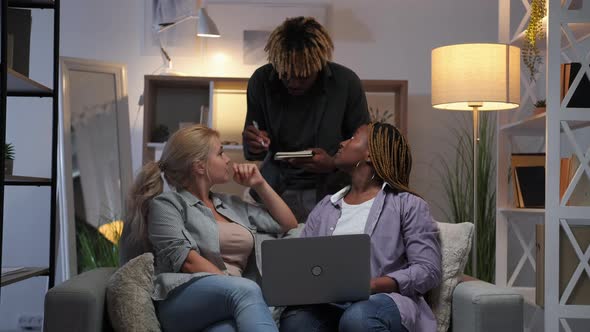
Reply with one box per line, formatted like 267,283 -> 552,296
470,104 -> 481,278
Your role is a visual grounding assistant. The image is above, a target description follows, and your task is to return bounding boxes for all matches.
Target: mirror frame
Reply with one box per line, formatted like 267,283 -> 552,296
58,57 -> 132,277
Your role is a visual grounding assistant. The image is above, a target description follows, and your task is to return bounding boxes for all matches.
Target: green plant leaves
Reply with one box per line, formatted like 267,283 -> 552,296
4,143 -> 15,160
523,0 -> 546,81
436,113 -> 496,282
76,218 -> 120,273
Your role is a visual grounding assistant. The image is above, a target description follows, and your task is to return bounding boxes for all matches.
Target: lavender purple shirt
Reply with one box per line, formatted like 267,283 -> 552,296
301,185 -> 442,332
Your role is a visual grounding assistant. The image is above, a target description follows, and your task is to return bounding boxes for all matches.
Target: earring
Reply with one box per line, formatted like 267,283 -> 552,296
355,160 -> 362,168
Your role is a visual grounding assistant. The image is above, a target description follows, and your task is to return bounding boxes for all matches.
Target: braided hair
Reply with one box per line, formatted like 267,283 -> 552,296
265,16 -> 333,80
367,122 -> 417,196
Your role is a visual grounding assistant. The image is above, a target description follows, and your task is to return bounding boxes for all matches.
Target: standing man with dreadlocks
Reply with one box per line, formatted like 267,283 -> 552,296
242,17 -> 370,223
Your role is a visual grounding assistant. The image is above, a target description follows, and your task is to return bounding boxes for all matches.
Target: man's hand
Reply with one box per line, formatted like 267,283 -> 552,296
288,148 -> 335,173
243,125 -> 270,154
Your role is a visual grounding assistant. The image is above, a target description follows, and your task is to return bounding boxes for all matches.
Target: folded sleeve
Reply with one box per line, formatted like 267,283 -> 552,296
244,199 -> 283,234
301,197 -> 330,238
387,196 -> 442,298
148,196 -> 198,273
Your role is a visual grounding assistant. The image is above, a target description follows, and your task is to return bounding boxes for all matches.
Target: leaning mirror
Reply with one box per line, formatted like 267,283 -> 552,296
59,57 -> 132,276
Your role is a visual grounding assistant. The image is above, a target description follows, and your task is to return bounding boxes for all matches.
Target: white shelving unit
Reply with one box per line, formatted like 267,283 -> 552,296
497,1 -> 590,331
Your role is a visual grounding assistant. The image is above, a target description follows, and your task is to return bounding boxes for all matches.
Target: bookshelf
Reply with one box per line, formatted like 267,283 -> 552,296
0,0 -> 60,301
497,0 -> 590,330
1,267 -> 49,287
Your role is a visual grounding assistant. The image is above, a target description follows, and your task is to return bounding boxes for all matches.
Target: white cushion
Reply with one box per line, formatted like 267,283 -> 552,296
429,222 -> 474,332
106,253 -> 161,332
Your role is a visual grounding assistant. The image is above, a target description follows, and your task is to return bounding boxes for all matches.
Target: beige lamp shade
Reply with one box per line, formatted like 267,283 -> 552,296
431,43 -> 520,111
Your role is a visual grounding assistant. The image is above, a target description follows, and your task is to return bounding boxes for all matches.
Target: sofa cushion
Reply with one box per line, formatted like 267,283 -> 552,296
429,222 -> 474,332
106,252 -> 161,332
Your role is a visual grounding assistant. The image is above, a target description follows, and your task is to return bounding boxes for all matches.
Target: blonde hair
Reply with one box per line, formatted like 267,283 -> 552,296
125,125 -> 219,250
265,16 -> 333,80
367,122 -> 418,196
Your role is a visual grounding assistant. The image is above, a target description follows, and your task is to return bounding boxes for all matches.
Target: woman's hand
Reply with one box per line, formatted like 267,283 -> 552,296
233,163 -> 265,189
238,163 -> 298,232
370,277 -> 399,294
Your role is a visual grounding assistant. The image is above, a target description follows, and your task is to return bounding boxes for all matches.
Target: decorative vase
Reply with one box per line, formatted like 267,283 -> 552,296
4,159 -> 13,176
533,107 -> 546,115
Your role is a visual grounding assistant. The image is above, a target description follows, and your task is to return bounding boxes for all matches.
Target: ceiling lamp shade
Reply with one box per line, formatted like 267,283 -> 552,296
197,7 -> 220,38
431,43 -> 520,111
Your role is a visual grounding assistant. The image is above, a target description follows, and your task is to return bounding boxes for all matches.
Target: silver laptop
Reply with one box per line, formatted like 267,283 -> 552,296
261,234 -> 371,306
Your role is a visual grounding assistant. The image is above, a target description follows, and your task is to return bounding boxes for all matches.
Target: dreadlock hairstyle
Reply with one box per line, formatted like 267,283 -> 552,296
265,16 -> 334,80
367,122 -> 418,196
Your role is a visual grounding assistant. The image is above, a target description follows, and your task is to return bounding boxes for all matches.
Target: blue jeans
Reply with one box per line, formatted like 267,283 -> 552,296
279,294 -> 406,332
157,275 -> 278,332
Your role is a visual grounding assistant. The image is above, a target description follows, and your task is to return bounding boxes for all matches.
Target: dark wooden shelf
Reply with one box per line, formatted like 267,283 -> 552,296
1,267 -> 49,287
3,68 -> 53,97
4,175 -> 51,186
8,0 -> 54,9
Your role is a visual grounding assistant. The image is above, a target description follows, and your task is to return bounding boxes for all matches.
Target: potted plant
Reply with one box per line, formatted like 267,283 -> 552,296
436,113 -> 496,282
4,143 -> 14,176
533,99 -> 546,115
522,0 -> 546,81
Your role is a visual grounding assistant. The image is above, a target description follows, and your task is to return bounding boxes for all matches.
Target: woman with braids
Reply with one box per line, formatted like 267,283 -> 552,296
242,16 -> 370,223
120,124 -> 297,332
279,122 -> 442,332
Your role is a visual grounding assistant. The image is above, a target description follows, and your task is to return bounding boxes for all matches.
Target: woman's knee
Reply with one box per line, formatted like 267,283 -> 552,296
279,308 -> 318,332
226,277 -> 264,302
203,320 -> 237,332
339,303 -> 370,332
340,295 -> 404,332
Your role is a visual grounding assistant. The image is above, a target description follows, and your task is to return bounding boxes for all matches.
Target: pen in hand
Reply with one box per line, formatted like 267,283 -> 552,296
252,121 -> 267,147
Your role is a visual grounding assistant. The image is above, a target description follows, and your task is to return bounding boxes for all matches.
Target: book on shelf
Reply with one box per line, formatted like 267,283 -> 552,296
515,166 -> 545,208
561,63 -> 590,108
536,224 -> 590,307
274,150 -> 314,160
511,154 -> 545,208
560,154 -> 590,206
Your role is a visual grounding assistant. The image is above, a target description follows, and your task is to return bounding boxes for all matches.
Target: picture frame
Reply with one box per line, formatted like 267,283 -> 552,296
362,80 -> 408,137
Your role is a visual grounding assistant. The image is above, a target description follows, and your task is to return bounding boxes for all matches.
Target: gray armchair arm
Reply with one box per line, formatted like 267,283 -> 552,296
44,268 -> 117,332
452,280 -> 523,332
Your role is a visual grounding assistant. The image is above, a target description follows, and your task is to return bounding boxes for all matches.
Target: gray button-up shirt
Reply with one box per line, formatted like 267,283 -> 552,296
301,186 -> 442,332
148,190 -> 285,301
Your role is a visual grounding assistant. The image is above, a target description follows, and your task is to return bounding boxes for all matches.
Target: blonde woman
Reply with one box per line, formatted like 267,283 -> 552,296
120,124 -> 297,332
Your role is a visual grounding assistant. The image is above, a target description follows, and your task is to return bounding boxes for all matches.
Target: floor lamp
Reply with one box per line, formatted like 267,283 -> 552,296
431,43 -> 520,278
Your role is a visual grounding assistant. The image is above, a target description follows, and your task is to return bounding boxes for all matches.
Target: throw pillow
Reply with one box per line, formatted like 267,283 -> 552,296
428,222 -> 473,332
106,252 -> 161,332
